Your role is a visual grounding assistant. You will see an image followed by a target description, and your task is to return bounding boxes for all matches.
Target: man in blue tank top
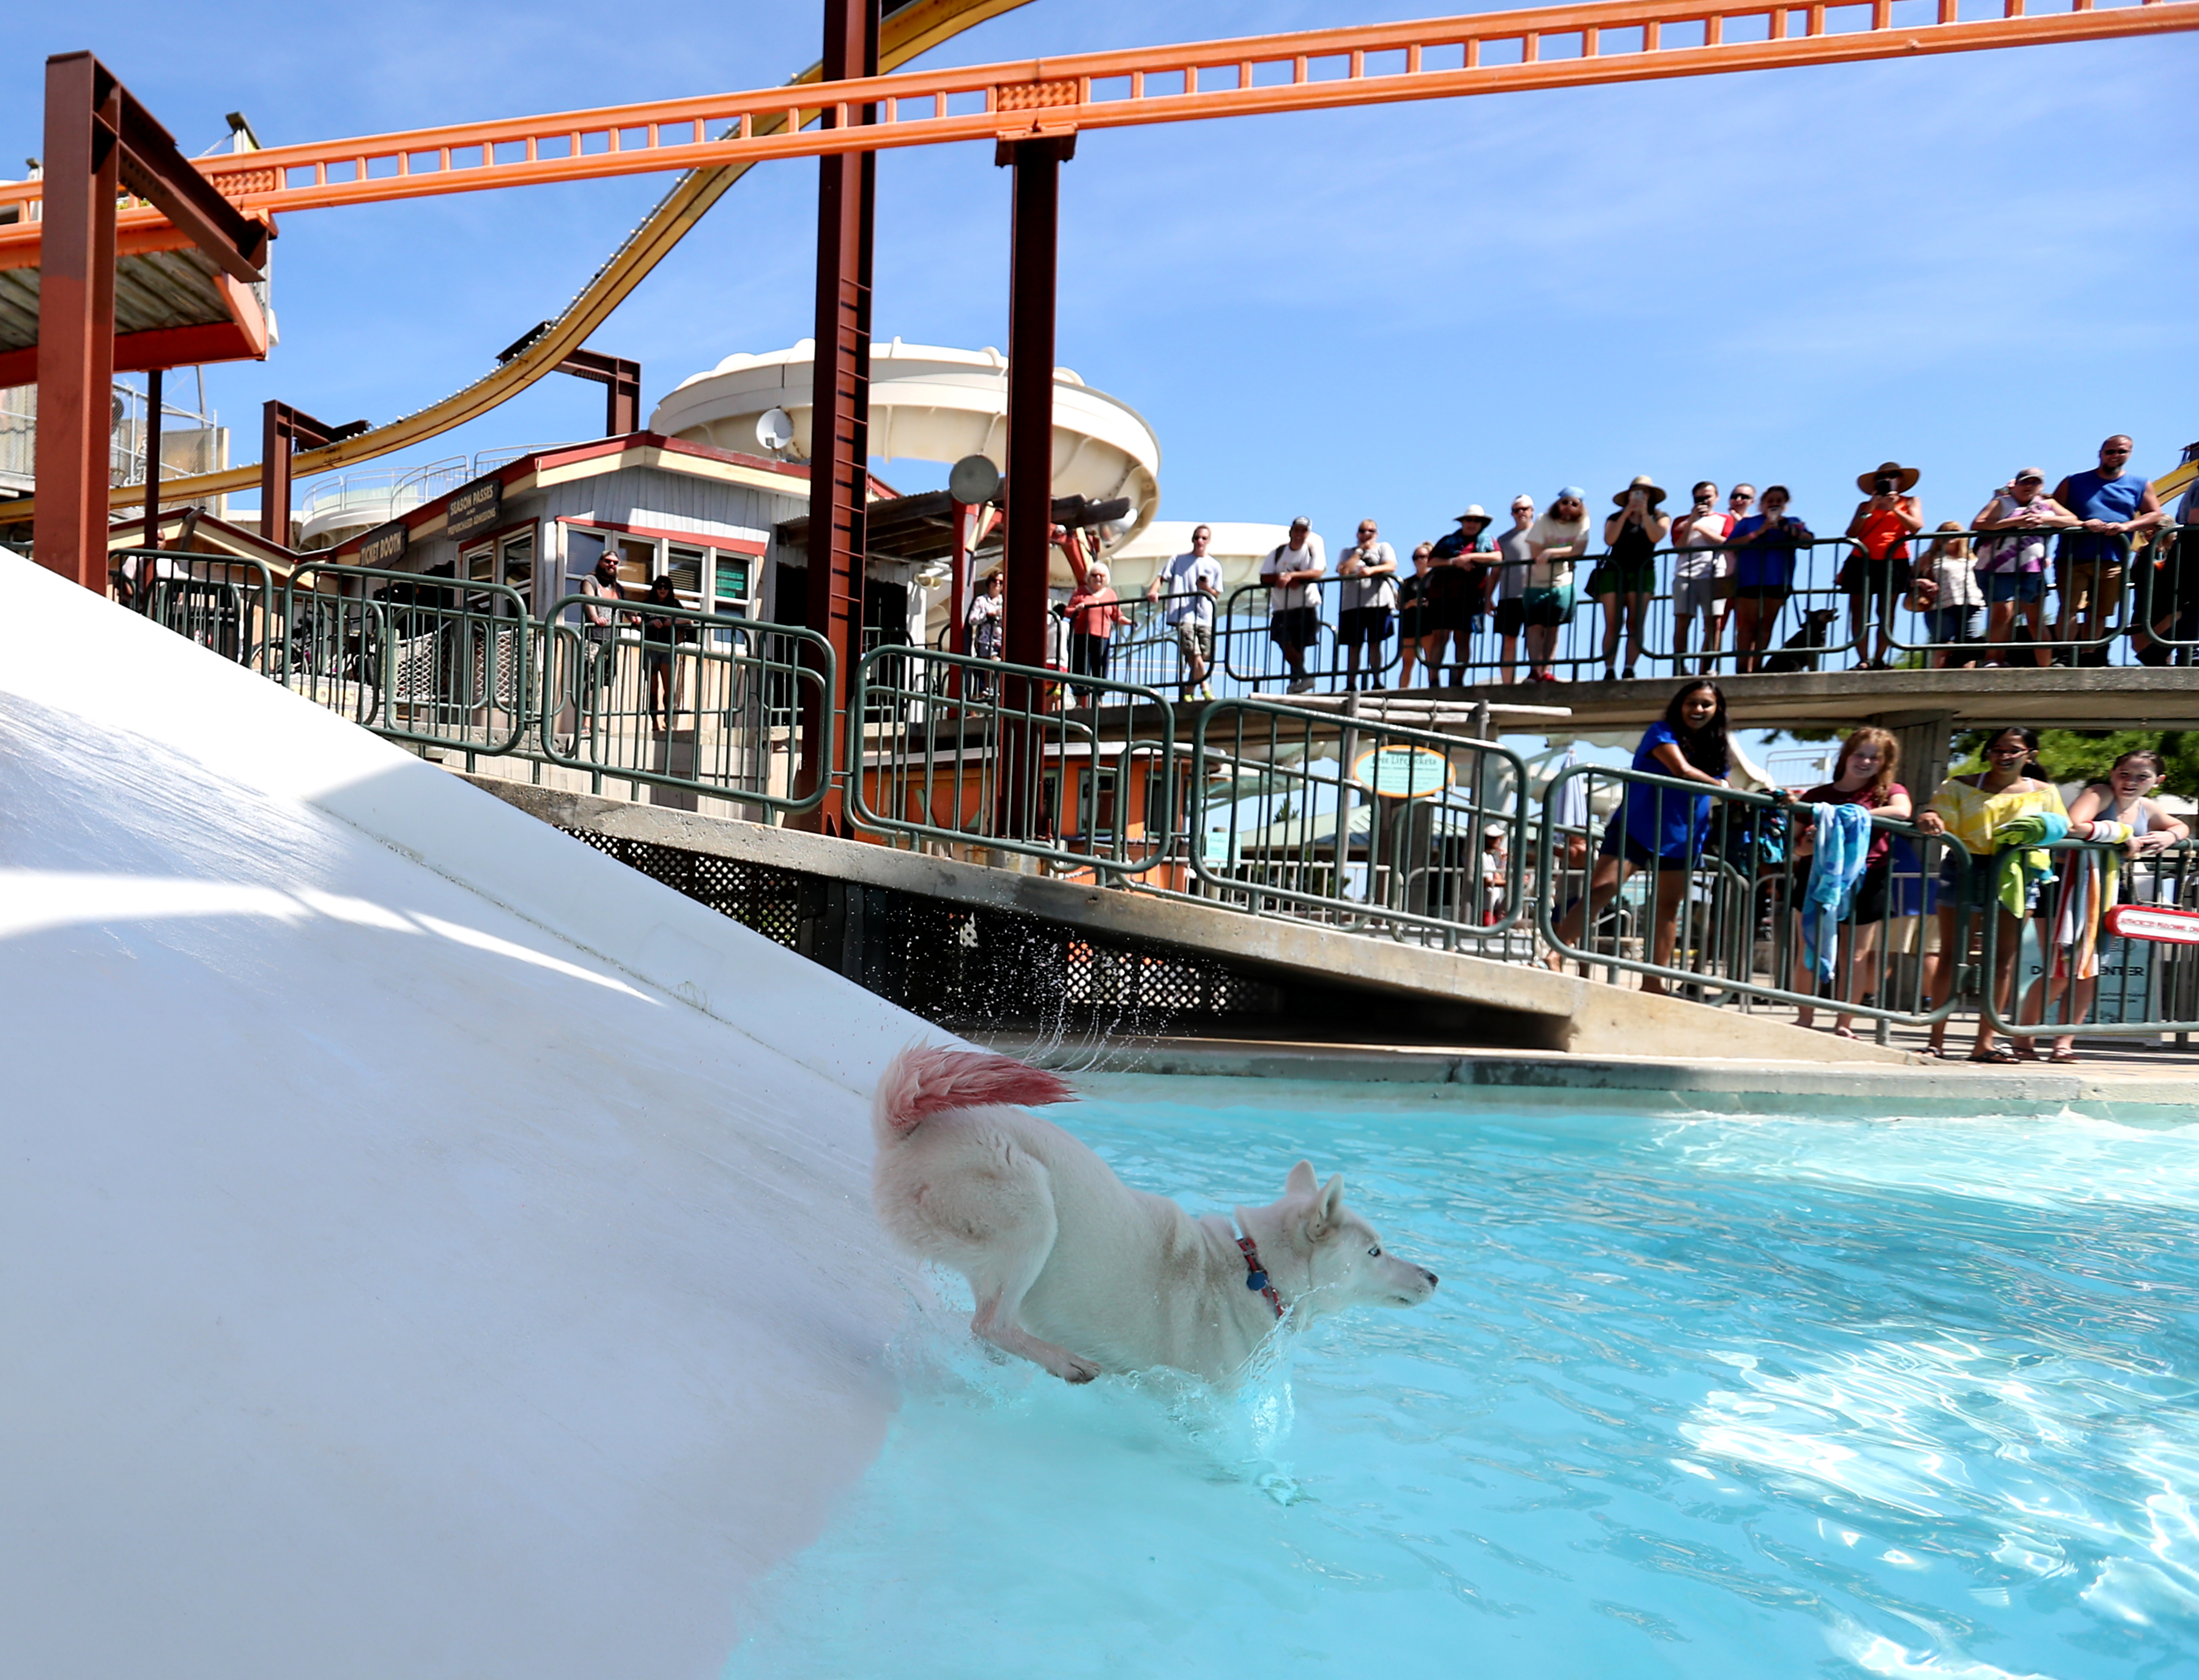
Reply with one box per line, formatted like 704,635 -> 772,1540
2051,435 -> 2162,662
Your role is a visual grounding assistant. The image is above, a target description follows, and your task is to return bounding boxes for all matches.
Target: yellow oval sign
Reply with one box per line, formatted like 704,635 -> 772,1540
1351,745 -> 1451,799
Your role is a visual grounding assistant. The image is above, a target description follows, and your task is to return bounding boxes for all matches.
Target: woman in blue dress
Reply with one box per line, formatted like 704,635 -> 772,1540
1549,680 -> 1733,991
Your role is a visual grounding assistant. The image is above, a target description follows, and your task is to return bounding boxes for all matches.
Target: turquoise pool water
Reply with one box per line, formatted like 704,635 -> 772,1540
729,1080 -> 2199,1679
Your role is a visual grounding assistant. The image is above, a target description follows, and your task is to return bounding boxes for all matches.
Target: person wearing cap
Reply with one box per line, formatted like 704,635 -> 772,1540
1971,469 -> 2077,668
1521,489 -> 1593,681
1589,475 -> 1670,682
1425,505 -> 1497,686
1671,481 -> 1736,675
2052,435 -> 2163,663
1337,518 -> 1400,692
1842,462 -> 1926,670
1490,495 -> 1537,684
1261,516 -> 1327,693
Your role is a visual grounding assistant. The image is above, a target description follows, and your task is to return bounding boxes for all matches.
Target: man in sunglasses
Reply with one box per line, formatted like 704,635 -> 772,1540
2051,436 -> 2162,664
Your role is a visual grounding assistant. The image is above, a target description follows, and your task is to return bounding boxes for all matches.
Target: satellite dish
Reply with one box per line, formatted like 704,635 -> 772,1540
948,454 -> 1002,505
755,407 -> 795,454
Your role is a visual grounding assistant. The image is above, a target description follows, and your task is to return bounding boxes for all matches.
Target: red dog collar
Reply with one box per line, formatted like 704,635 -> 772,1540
1236,1234 -> 1284,1319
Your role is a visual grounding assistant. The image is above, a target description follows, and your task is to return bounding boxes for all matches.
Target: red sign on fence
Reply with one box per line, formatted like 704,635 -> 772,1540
2104,903 -> 2199,945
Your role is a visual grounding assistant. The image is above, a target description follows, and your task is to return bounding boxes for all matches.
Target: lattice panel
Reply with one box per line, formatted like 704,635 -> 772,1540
560,829 -> 804,950
562,827 -> 1278,1031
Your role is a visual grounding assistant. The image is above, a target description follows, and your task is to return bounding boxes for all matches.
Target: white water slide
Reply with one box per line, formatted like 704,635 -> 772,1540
0,554 -> 937,1677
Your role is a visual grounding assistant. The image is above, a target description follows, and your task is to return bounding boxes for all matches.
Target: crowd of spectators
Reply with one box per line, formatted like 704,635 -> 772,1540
1195,433 -> 2193,694
1543,685 -> 2195,1058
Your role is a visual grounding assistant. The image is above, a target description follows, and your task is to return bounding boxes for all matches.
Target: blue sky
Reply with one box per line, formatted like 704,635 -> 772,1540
12,0 -> 2194,551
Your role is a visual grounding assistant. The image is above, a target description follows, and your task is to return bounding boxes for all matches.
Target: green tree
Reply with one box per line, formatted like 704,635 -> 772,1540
1949,728 -> 2199,794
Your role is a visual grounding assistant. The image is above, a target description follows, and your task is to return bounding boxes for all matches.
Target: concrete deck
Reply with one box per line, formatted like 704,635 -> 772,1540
995,1031 -> 2198,1122
1450,663 -> 2199,733
465,774 -> 1912,1067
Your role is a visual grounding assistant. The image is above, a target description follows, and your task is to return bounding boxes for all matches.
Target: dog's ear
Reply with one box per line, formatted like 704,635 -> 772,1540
1307,1174 -> 1346,1240
1285,1160 -> 1319,1198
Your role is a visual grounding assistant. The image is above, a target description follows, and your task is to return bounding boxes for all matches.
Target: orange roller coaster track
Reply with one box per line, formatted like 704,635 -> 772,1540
1,0 -> 2190,234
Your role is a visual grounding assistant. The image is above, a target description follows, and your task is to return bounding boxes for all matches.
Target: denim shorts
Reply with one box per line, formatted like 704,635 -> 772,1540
1927,605 -> 1986,644
1982,571 -> 2044,605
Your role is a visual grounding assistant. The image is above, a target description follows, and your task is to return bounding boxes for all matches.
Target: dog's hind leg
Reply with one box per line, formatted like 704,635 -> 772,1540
960,1152 -> 1102,1385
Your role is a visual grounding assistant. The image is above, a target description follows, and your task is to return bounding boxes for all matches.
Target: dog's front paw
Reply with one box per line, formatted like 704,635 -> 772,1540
1059,1353 -> 1101,1385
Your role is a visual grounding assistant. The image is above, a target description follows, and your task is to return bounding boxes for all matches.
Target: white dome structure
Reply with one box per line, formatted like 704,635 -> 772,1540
650,339 -> 1162,547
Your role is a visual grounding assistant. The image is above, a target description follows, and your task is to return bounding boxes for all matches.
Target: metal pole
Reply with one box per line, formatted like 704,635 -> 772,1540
949,497 -> 969,653
795,0 -> 878,832
261,401 -> 291,546
143,366 -> 164,546
995,135 -> 1071,842
33,53 -> 120,592
998,135 -> 1070,672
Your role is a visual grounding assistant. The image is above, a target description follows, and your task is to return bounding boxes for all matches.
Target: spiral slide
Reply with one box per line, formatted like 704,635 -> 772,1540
87,0 -> 1033,522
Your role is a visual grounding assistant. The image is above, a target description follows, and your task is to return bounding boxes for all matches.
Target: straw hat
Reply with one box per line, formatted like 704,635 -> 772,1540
1455,505 -> 1493,525
1856,460 -> 1921,494
1612,475 -> 1666,507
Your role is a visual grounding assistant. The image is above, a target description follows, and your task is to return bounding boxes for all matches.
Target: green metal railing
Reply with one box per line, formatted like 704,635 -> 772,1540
1536,760 -> 1970,1026
114,548 -> 278,674
1982,837 -> 2199,1040
282,563 -> 536,757
1188,697 -> 1530,942
538,595 -> 835,815
845,644 -> 1175,877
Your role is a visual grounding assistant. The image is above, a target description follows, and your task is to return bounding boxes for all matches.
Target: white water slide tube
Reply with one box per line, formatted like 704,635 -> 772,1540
0,552 -> 941,1678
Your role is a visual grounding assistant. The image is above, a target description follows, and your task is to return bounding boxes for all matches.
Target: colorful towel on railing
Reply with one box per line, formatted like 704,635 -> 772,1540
1991,810 -> 2070,920
2049,822 -> 2130,982
1802,801 -> 1874,983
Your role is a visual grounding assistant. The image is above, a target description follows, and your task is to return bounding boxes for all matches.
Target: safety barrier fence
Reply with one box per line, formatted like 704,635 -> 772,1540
117,568 -> 2199,1046
845,644 -> 1176,877
1535,761 -> 1971,1030
538,595 -> 833,813
1981,837 -> 2199,1042
1185,698 -> 1529,947
286,562 -> 536,755
114,549 -> 280,673
1180,525 -> 2199,695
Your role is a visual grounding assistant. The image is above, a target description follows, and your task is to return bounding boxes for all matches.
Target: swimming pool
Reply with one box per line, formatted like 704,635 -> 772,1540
727,1078 -> 2199,1678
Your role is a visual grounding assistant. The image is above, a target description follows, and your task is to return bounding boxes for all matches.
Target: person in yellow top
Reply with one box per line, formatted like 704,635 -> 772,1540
1913,726 -> 2070,1062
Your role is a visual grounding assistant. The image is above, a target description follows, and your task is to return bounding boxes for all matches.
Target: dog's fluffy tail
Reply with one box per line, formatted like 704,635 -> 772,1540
873,1043 -> 1074,1142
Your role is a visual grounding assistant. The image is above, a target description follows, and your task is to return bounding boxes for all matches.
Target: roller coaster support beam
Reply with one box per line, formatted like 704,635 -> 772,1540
998,134 -> 1070,676
34,52 -> 270,590
35,56 -> 120,593
261,402 -> 366,547
992,132 -> 1071,842
796,0 -> 880,833
554,349 -> 642,436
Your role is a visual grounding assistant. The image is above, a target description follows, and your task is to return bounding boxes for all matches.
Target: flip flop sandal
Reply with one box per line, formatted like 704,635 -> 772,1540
2047,1049 -> 2081,1064
1968,1048 -> 2022,1065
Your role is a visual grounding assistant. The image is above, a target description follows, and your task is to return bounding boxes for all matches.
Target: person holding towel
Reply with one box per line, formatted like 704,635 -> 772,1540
1786,727 -> 1911,1037
1914,727 -> 2070,1062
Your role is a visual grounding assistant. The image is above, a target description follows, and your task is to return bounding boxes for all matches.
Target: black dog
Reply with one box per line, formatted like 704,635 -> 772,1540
1760,609 -> 1841,674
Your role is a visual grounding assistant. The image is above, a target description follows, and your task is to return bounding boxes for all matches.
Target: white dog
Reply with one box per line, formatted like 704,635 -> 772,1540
870,1045 -> 1439,1386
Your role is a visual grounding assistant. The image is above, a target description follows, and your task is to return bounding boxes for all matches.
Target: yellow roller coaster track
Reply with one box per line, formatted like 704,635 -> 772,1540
48,0 -> 1033,525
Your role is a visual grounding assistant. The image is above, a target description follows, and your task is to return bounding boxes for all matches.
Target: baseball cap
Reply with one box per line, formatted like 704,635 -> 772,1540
1289,515 -> 1311,530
